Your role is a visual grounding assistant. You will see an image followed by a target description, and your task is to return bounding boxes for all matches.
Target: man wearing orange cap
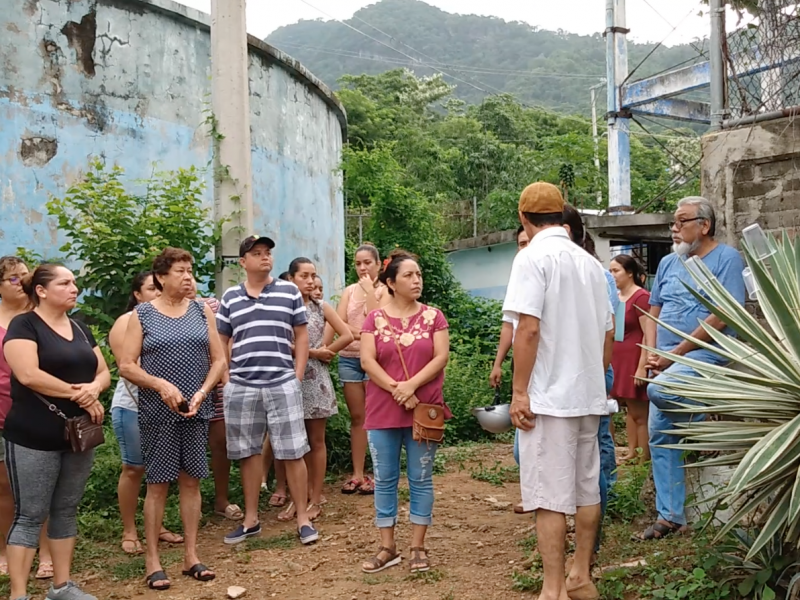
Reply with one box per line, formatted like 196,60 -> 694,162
503,182 -> 614,600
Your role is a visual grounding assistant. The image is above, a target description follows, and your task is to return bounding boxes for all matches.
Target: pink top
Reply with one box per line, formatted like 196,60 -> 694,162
0,327 -> 11,429
362,305 -> 451,430
340,283 -> 385,358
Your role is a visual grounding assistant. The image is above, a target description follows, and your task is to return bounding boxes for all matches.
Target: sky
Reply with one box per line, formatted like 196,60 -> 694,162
176,0 -> 737,47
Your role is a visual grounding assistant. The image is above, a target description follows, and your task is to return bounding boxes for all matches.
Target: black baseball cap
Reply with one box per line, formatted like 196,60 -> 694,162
239,235 -> 275,257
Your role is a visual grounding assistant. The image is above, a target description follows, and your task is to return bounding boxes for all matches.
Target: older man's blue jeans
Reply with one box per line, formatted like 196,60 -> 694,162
648,362 -> 704,526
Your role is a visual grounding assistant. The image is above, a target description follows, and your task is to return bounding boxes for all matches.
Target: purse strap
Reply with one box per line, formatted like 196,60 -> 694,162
33,391 -> 68,421
380,310 -> 411,381
32,319 -> 93,421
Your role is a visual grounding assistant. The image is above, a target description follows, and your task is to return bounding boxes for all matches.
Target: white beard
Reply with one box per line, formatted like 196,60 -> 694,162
673,239 -> 700,256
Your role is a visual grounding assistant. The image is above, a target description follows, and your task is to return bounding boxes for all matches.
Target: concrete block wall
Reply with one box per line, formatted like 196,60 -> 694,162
702,117 -> 800,247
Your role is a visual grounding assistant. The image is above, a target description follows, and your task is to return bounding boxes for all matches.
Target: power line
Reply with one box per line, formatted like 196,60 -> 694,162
631,115 -> 695,172
623,1 -> 704,86
294,0 -> 491,94
641,0 -> 709,60
277,42 -> 604,79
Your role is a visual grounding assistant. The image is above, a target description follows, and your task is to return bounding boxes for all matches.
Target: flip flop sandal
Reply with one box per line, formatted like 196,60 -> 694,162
358,476 -> 375,495
146,570 -> 171,590
158,531 -> 184,544
182,563 -> 215,582
121,538 -> 144,555
362,546 -> 401,574
632,520 -> 686,542
35,561 -> 53,580
269,493 -> 288,507
215,504 -> 244,520
409,547 -> 430,574
307,503 -> 322,521
341,478 -> 362,494
277,501 -> 297,522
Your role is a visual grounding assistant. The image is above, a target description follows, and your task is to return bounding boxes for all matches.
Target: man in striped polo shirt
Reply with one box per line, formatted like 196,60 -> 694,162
217,235 -> 319,546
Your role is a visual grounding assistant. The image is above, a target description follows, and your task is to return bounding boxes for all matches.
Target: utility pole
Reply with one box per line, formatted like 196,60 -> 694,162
605,0 -> 632,213
211,0 -> 254,291
709,0 -> 726,129
590,80 -> 606,207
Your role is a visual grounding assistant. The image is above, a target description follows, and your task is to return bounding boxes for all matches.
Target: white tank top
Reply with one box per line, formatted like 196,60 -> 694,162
111,377 -> 138,412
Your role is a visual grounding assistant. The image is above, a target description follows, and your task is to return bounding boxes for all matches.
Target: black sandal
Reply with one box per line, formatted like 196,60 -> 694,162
182,563 -> 216,581
632,520 -> 686,542
146,570 -> 171,590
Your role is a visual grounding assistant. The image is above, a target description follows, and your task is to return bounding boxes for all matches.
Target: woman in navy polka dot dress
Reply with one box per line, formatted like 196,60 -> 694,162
119,248 -> 227,591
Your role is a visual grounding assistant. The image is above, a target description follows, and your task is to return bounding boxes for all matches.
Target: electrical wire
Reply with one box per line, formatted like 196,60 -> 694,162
294,0 -> 491,94
631,115 -> 696,171
276,42 -> 605,79
634,156 -> 702,214
641,0 -> 709,60
623,1 -> 705,87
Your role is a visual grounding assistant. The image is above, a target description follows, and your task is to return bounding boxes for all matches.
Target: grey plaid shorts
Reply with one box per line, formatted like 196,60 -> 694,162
223,378 -> 310,461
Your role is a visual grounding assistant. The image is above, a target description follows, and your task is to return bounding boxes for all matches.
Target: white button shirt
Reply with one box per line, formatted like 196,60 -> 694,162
502,227 -> 613,418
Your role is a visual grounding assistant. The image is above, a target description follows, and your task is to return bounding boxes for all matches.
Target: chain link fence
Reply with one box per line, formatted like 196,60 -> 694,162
724,0 -> 800,119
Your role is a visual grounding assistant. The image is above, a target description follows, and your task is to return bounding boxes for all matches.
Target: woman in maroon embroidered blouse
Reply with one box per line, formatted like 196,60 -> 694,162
609,254 -> 651,463
359,251 -> 450,576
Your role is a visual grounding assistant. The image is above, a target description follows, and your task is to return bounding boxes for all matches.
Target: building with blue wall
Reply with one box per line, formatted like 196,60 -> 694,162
0,0 -> 346,292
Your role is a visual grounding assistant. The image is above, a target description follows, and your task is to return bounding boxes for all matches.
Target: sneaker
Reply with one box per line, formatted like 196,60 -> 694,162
224,522 -> 262,545
298,523 -> 319,545
46,581 -> 97,600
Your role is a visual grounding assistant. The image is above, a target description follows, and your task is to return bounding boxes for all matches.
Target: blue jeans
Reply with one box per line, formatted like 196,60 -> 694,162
595,365 -> 615,552
112,407 -> 144,467
367,428 -> 438,527
648,362 -> 704,526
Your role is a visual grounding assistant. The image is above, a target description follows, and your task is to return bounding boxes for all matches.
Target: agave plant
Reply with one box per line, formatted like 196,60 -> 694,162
644,229 -> 800,559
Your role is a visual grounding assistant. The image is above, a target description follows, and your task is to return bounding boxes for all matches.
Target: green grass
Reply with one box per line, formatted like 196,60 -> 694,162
406,568 -> 445,584
245,531 -> 296,551
469,461 -> 519,486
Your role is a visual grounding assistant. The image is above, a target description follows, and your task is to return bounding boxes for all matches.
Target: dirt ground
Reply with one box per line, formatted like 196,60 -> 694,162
66,443 -> 538,600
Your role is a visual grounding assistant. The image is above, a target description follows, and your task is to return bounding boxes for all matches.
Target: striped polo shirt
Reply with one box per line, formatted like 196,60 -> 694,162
216,279 -> 308,388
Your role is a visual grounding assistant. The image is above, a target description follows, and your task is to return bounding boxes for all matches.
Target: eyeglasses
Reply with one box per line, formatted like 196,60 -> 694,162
669,217 -> 706,231
2,276 -> 22,285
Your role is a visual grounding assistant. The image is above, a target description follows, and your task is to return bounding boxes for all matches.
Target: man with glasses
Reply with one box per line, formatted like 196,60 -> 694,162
635,196 -> 745,541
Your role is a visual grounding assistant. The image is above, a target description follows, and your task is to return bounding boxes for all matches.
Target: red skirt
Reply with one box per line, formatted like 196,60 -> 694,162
611,339 -> 649,401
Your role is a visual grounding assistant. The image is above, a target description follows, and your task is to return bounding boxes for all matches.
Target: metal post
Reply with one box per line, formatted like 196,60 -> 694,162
709,0 -> 726,130
472,196 -> 477,238
358,214 -> 363,245
590,84 -> 603,206
606,0 -> 632,213
211,0 -> 254,290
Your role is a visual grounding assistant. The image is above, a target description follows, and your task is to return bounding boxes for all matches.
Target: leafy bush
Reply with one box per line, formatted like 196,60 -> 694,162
47,160 -> 221,328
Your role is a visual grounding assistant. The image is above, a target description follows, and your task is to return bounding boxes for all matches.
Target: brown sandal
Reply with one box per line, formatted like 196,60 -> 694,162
362,546 -> 401,574
409,547 -> 430,573
277,500 -> 296,522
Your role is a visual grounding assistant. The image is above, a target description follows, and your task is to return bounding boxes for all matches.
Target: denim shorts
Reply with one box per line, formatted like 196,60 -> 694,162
338,356 -> 369,384
112,407 -> 144,467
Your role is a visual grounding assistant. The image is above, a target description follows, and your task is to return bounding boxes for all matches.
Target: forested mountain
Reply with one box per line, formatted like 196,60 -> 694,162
266,0 -> 707,114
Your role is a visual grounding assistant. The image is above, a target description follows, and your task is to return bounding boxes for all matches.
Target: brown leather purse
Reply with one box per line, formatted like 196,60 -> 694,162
382,311 -> 445,444
35,392 -> 105,453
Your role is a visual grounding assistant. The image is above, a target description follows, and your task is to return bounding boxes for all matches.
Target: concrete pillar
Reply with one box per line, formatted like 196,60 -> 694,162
211,0 -> 254,291
606,0 -> 632,213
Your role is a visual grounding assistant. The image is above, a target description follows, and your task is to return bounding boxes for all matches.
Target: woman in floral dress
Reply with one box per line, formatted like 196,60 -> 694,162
359,250 -> 450,575
285,258 -> 353,520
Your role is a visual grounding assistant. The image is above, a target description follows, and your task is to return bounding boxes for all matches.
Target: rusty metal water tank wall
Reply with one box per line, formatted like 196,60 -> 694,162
0,0 -> 346,292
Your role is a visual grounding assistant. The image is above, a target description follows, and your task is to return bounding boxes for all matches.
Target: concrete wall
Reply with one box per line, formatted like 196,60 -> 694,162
702,117 -> 800,247
0,0 -> 346,292
447,242 -> 517,300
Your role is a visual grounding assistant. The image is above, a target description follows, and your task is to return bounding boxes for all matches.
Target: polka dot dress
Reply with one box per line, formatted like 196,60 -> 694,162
136,300 -> 214,483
